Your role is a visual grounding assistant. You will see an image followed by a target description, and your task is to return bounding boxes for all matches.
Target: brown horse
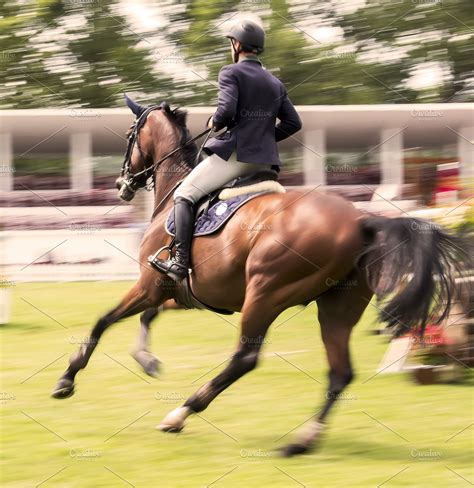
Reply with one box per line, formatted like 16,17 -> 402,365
52,100 -> 466,456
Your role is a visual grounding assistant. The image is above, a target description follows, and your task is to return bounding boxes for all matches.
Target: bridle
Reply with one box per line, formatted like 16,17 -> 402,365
116,104 -> 212,202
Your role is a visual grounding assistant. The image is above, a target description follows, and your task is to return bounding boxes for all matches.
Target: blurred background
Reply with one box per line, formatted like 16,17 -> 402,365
0,2 -> 473,487
1,0 -> 472,282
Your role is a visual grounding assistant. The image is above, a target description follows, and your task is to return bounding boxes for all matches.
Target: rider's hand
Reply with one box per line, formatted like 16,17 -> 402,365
206,115 -> 214,129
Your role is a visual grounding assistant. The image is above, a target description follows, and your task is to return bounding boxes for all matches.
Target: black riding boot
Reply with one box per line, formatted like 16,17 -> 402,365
148,197 -> 194,281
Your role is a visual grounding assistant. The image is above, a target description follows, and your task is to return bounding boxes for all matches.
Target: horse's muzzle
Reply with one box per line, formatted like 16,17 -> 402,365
115,177 -> 135,202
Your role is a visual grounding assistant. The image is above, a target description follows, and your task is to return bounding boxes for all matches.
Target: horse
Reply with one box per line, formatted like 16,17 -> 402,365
52,98 -> 466,456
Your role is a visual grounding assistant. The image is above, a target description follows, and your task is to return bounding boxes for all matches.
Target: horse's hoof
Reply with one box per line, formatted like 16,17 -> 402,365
51,380 -> 75,399
157,406 -> 190,433
157,424 -> 184,434
280,443 -> 309,457
132,351 -> 161,378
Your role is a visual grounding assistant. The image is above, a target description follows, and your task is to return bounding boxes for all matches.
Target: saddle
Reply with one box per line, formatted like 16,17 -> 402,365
167,169 -> 285,315
166,169 -> 285,238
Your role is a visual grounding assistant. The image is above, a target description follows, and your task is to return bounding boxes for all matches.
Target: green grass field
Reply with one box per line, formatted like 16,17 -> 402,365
1,282 -> 472,487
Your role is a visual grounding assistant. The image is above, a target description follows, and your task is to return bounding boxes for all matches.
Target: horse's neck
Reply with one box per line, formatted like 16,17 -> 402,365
151,159 -> 191,219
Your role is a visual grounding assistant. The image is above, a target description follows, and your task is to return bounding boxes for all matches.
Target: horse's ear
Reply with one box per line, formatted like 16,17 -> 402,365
159,101 -> 171,113
124,93 -> 146,118
172,107 -> 188,126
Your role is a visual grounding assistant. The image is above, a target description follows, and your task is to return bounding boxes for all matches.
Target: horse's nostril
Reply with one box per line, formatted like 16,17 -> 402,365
115,177 -> 124,190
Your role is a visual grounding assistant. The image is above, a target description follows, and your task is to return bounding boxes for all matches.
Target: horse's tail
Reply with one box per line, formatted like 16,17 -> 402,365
357,216 -> 470,337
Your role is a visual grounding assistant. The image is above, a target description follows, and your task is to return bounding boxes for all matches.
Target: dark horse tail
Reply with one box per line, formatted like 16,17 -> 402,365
357,216 -> 469,337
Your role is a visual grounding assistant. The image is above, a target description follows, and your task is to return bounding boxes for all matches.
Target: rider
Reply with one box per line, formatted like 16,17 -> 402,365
149,18 -> 302,281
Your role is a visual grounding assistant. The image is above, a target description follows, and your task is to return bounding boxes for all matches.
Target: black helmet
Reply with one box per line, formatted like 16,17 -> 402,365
226,20 -> 265,54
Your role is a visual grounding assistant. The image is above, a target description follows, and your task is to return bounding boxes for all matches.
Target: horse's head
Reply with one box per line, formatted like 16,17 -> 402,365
116,95 -> 197,202
115,95 -> 154,201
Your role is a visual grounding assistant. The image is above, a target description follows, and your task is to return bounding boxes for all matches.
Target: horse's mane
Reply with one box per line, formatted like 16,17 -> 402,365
124,94 -> 200,169
159,102 -> 200,169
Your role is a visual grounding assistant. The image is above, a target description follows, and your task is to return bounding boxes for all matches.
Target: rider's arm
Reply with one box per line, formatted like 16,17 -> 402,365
211,66 -> 238,131
275,87 -> 302,142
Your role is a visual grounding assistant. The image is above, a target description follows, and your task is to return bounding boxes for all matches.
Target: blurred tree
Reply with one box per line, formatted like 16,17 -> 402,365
0,0 -> 166,108
162,0 -> 418,105
1,0 -> 472,107
338,0 -> 474,102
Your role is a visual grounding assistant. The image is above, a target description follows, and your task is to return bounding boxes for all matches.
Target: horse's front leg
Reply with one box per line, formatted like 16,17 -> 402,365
51,283 -> 154,399
157,290 -> 281,433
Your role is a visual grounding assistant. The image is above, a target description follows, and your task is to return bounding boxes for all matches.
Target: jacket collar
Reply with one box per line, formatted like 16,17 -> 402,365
238,55 -> 262,66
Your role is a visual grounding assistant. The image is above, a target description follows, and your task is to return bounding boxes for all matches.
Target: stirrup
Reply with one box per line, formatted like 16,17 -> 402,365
148,247 -> 190,281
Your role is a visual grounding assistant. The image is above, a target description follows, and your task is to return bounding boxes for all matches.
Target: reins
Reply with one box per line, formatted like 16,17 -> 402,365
131,127 -> 212,181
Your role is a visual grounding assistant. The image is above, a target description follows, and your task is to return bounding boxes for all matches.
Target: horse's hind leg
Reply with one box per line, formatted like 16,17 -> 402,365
281,270 -> 373,456
132,307 -> 161,377
52,283 -> 153,399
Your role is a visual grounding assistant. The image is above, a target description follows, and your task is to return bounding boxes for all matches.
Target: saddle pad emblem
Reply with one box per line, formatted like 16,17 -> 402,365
214,202 -> 228,216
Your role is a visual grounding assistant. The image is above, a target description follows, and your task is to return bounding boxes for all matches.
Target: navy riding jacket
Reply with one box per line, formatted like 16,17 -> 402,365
204,57 -> 302,166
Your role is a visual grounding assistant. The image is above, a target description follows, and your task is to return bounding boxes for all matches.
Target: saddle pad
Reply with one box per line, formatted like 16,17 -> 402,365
166,192 -> 269,237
